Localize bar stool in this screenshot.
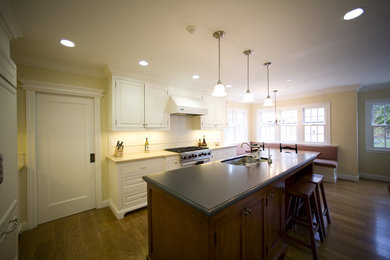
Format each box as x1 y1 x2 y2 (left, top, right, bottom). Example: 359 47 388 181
286 181 323 260
280 143 298 153
304 173 331 231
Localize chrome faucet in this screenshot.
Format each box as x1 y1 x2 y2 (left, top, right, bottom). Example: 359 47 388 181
264 143 272 164
241 142 260 159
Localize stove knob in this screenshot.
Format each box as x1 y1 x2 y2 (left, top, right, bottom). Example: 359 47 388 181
207 152 211 155
194 154 198 157
181 156 186 160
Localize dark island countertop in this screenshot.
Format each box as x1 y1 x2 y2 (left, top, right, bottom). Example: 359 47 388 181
142 150 319 216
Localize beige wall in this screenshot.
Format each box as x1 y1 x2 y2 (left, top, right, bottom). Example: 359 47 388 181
250 90 359 178
358 87 390 177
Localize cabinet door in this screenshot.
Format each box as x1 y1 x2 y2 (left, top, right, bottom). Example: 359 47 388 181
145 85 169 128
201 95 215 127
265 181 285 260
115 79 145 129
214 97 228 127
165 156 180 171
214 191 265 260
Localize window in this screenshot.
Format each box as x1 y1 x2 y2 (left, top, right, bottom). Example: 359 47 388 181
256 102 330 144
365 99 390 151
280 110 298 142
224 109 248 144
257 111 275 141
303 107 325 143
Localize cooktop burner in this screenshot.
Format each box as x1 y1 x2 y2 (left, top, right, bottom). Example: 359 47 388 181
165 146 209 153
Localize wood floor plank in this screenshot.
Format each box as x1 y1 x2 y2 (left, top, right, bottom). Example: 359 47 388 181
19 179 390 260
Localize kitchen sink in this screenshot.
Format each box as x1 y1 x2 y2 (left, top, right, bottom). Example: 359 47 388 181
222 155 268 167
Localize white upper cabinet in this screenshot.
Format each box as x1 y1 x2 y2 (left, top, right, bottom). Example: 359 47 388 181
193 95 228 129
115 78 145 129
145 84 169 128
109 77 169 131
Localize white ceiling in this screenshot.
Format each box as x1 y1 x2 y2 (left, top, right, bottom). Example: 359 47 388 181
10 0 390 101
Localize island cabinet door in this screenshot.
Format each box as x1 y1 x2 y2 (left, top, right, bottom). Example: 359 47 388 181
213 190 266 260
265 180 286 260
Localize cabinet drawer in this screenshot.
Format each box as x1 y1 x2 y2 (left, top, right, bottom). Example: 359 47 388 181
122 181 146 195
122 192 147 209
120 158 164 178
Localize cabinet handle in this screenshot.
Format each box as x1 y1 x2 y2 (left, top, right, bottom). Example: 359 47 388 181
242 208 252 216
269 193 274 198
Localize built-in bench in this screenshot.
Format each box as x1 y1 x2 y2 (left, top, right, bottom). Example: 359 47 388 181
245 142 338 183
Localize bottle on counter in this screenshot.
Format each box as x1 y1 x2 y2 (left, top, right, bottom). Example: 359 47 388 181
202 135 207 147
198 139 202 147
145 137 150 152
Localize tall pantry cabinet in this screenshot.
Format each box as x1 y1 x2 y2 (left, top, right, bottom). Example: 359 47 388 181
0 2 22 259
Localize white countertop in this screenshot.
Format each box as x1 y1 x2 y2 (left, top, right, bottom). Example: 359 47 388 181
108 150 179 163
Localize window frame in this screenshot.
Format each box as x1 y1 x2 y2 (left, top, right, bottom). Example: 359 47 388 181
224 108 249 145
365 98 390 152
256 102 331 145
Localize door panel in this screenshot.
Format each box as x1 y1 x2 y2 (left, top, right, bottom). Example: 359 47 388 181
37 93 95 224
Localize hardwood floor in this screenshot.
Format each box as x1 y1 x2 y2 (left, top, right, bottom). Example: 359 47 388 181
19 179 390 260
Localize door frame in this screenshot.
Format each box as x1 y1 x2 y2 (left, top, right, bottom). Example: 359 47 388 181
22 80 104 229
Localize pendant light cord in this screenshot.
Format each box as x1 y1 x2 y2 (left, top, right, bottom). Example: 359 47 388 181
247 53 249 91
267 65 270 97
218 37 221 82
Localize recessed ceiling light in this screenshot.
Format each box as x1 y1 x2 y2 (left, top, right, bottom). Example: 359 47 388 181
226 84 232 88
60 39 75 47
286 79 292 82
139 60 149 66
343 8 364 20
192 75 200 79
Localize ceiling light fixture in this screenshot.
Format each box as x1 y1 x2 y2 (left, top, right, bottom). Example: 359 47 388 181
243 50 255 103
60 39 75 47
192 75 200 79
211 31 227 97
139 60 149 66
263 62 274 106
273 90 279 125
343 7 364 20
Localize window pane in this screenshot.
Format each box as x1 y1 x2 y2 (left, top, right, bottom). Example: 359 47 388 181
372 105 384 125
304 109 311 123
386 127 390 148
318 134 324 142
373 126 385 148
385 105 390 125
311 126 318 142
312 109 318 123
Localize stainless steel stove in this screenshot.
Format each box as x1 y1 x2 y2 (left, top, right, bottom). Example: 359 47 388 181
165 146 212 168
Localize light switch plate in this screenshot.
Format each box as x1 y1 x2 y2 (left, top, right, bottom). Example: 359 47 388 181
0 153 3 184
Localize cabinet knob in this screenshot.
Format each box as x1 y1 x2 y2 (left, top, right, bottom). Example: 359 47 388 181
243 208 252 215
269 193 274 198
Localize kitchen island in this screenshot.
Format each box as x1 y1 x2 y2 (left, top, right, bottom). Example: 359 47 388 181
142 150 319 260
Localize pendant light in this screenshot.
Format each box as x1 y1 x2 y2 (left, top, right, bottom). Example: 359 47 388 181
263 62 274 106
211 31 227 97
243 50 255 103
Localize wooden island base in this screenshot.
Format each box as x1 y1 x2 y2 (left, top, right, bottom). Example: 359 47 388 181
145 159 314 260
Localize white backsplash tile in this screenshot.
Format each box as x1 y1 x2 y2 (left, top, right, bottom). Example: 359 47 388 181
109 115 223 155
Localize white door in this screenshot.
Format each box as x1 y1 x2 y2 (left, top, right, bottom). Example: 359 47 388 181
36 93 95 224
145 85 168 128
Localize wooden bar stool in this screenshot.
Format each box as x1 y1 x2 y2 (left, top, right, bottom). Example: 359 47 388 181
304 173 331 237
286 181 323 260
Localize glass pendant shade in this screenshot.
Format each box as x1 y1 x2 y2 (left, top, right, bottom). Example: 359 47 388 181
264 96 274 106
243 90 254 103
212 81 227 97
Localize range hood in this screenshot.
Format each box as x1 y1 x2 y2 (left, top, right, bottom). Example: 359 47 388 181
168 95 208 115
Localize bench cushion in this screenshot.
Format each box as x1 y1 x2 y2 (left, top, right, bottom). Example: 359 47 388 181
314 159 338 168
298 144 338 161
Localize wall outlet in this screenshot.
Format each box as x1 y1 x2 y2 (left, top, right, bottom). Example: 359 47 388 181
0 153 3 184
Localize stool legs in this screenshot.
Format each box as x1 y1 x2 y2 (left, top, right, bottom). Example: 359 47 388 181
314 185 326 238
320 182 331 224
304 197 318 260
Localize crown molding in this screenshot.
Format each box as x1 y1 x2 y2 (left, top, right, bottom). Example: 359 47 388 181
0 0 22 40
358 82 390 92
20 79 104 97
13 55 106 79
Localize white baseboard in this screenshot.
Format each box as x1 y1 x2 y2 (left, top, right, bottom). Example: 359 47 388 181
359 172 390 182
101 200 109 208
337 173 359 182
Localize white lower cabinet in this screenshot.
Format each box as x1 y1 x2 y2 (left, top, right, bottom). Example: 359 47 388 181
165 155 181 171
211 146 237 161
109 157 164 219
